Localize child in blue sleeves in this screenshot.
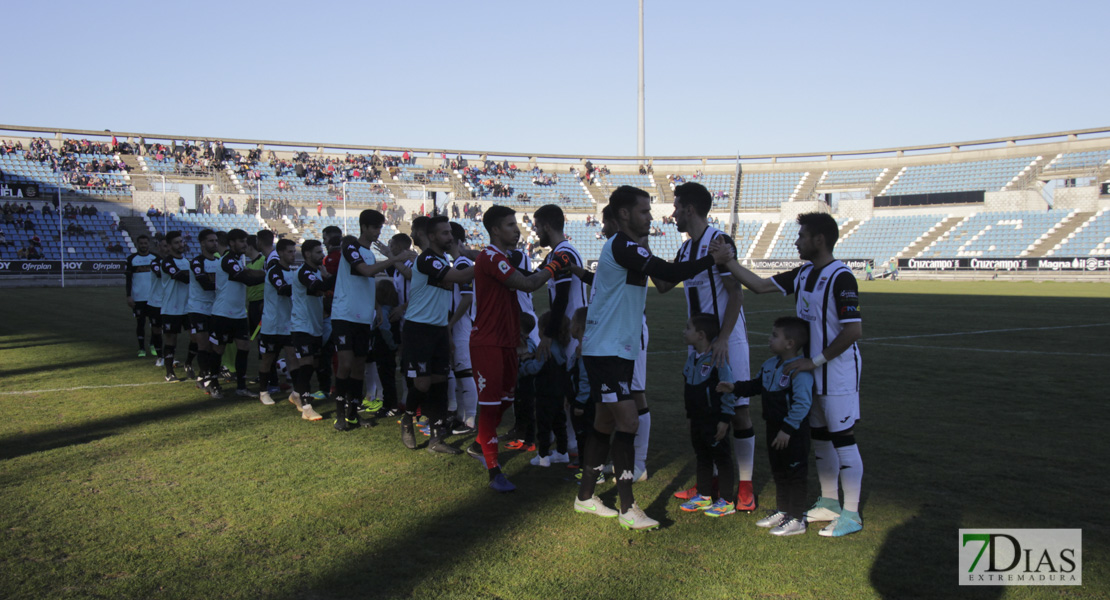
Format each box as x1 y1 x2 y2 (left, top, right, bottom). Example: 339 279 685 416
678 313 737 518
718 316 814 536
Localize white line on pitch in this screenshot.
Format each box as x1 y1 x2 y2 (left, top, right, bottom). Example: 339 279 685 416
867 322 1110 341
0 381 174 396
864 341 1110 357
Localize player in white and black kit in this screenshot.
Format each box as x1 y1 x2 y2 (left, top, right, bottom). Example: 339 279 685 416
719 212 864 537
446 222 478 434
655 182 756 511
533 204 586 465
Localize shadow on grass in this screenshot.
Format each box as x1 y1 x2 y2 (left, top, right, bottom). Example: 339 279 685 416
0 334 72 351
0 395 228 461
870 502 1002 600
0 353 131 379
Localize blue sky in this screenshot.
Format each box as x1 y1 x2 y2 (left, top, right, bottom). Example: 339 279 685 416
2 0 1107 157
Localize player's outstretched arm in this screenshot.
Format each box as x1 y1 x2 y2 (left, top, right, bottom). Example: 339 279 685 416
717 258 779 294
783 321 862 375
504 250 570 292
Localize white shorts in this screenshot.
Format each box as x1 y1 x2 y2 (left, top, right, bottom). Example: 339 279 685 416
451 329 471 372
728 337 751 407
808 392 860 434
631 320 648 392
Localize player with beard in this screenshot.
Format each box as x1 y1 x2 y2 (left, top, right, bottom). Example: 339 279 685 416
158 231 192 382
531 204 586 466
399 216 475 453
258 238 300 407
468 205 571 492
573 186 731 530
716 211 864 537
289 240 330 421
331 210 414 431
655 182 756 511
187 229 220 395
125 235 158 357
211 229 265 398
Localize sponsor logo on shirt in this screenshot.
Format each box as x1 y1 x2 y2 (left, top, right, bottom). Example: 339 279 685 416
497 261 510 274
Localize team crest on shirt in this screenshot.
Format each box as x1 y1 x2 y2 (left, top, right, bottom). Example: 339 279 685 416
700 364 711 377
338 336 346 344
432 260 443 270
778 372 792 388
636 247 649 258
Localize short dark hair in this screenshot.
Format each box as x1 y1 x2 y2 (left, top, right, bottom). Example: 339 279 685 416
411 215 431 238
136 234 149 242
796 212 838 252
246 234 257 249
197 229 216 243
256 230 275 248
689 312 721 342
165 230 182 244
322 225 342 240
773 316 810 349
483 205 516 233
601 204 616 223
390 233 412 249
276 238 295 252
227 229 248 242
674 182 712 217
519 312 536 335
301 239 322 257
533 204 564 232
608 185 648 216
359 209 385 230
426 215 449 234
376 278 399 306
450 221 466 243
216 231 228 246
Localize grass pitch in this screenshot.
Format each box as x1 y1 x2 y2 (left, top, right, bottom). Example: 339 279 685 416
1 281 1107 599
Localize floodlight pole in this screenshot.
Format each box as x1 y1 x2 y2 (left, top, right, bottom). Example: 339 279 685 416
159 174 167 234
342 180 349 235
637 0 645 159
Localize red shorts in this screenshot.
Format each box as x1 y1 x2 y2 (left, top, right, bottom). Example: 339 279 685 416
471 345 517 406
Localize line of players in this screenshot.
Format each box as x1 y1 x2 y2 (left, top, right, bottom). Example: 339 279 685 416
123 181 864 535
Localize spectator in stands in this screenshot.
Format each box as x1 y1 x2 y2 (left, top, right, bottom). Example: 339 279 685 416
106 241 124 254
218 197 227 214
67 222 84 235
24 219 35 231
147 205 162 218
228 198 237 214
0 230 8 247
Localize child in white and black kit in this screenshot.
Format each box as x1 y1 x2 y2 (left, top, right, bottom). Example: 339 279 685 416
718 316 814 536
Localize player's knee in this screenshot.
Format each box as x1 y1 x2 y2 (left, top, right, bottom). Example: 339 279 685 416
731 408 752 429
830 430 856 448
811 426 831 441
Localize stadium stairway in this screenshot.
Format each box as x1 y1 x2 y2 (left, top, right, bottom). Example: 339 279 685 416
837 219 861 244
119 215 153 243
871 167 902 197
650 172 675 205
265 217 295 240
1025 211 1094 257
901 216 964 258
581 173 608 207
794 171 821 202
121 155 152 191
751 220 784 259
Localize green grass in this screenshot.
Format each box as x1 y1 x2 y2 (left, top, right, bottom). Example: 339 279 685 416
1 283 1108 599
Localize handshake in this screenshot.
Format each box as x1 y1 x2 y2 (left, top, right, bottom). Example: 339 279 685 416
541 250 575 278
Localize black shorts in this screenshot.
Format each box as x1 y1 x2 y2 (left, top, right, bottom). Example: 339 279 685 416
188 312 211 334
145 304 162 325
331 319 373 358
162 313 188 335
132 301 148 319
291 331 323 360
583 355 635 404
259 333 292 355
248 299 264 333
401 321 450 378
209 316 249 346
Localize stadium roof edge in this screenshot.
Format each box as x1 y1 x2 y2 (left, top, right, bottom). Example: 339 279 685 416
1 123 1109 164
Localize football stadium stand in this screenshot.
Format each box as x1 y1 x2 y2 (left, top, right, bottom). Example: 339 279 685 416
2 124 1108 279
